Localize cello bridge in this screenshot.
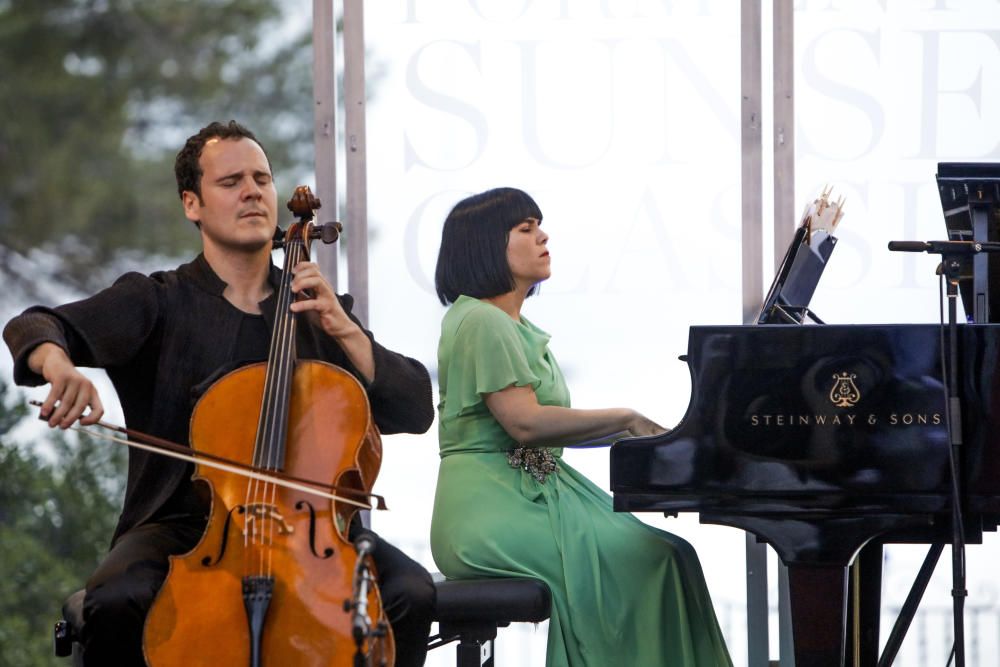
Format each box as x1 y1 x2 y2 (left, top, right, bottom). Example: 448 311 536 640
243 503 295 536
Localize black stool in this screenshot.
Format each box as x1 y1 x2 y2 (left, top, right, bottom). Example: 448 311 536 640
428 576 551 667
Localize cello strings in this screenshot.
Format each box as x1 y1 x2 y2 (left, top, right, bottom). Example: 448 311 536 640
245 230 297 576
266 227 306 578
247 260 276 573
267 235 296 577
246 246 279 574
268 232 308 574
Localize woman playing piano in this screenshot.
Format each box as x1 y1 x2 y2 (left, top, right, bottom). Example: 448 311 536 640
430 187 732 666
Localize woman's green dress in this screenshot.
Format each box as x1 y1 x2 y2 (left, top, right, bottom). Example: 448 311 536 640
430 296 733 666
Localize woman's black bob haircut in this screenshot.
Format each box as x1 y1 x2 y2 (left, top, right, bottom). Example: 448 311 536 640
435 187 544 305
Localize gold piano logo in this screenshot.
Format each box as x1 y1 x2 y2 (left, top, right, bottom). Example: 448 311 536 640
829 372 861 408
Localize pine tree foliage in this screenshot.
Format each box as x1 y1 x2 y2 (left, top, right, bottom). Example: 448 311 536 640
0 382 126 666
0 0 315 293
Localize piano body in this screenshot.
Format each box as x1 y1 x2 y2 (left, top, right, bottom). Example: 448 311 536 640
610 323 1000 666
611 166 1000 666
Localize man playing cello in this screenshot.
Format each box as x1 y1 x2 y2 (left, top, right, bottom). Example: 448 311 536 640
3 120 435 666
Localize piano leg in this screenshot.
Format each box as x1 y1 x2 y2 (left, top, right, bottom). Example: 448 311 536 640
787 564 847 667
847 542 884 667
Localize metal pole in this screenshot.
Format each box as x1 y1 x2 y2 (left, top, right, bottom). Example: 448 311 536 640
772 0 795 268
741 3 769 665
741 0 764 326
338 0 371 531
778 559 795 667
343 0 369 326
772 4 797 663
312 0 339 289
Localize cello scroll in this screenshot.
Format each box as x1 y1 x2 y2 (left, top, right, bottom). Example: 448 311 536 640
272 185 343 248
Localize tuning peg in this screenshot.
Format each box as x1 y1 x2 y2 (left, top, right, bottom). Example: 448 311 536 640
314 222 343 244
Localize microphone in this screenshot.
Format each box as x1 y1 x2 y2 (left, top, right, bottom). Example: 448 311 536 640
350 532 377 646
353 531 376 558
888 240 1000 254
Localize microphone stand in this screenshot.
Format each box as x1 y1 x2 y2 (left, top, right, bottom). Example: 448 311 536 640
351 562 373 667
939 252 967 667
346 532 389 667
341 533 374 667
885 239 1000 667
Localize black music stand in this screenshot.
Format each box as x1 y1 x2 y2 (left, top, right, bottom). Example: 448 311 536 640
756 225 838 325
938 161 1000 323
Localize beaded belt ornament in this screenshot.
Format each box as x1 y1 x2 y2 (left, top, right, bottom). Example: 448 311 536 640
507 447 558 483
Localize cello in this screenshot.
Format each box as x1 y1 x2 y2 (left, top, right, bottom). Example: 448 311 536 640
142 186 394 666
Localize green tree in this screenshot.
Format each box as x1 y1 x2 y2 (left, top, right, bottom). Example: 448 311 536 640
0 0 315 294
0 381 126 667
0 3 370 663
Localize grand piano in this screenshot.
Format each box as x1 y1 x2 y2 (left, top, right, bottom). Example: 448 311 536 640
610 165 1000 667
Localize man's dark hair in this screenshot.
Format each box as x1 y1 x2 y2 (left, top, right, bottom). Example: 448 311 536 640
435 187 544 305
174 120 269 200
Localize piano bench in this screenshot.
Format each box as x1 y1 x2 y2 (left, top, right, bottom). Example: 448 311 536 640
53 588 84 666
429 575 551 667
